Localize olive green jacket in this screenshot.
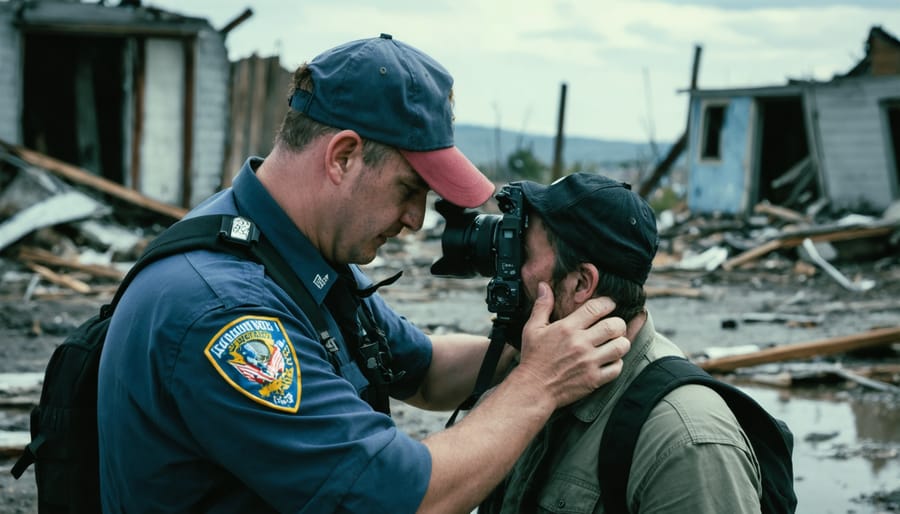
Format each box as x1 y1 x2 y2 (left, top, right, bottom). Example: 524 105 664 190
480 312 762 514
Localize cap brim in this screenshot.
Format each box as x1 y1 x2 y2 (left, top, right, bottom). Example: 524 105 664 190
400 147 494 208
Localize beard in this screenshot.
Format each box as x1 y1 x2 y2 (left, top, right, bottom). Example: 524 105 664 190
522 279 565 323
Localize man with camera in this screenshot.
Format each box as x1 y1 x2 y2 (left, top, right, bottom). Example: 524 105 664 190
96 35 630 514
474 173 763 513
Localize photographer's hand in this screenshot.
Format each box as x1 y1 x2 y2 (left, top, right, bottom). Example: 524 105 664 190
515 281 629 408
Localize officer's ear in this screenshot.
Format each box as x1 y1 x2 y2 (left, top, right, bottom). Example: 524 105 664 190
324 130 364 185
572 262 599 305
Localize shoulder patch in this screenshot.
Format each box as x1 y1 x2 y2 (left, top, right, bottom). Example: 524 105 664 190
205 315 301 412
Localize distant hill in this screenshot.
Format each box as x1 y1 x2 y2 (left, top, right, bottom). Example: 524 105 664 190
454 124 671 170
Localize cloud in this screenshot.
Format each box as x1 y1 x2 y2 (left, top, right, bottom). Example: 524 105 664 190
147 0 900 141
651 0 899 9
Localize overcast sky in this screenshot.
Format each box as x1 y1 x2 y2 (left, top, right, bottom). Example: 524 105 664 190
147 0 900 144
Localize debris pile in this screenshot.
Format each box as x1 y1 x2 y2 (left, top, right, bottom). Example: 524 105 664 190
1 141 899 392
0 141 182 301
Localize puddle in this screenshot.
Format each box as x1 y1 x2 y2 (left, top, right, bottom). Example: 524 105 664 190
742 386 900 514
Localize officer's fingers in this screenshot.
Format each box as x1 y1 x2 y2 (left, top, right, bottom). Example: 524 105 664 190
592 353 626 387
524 282 553 329
586 315 627 348
593 335 630 364
560 296 617 331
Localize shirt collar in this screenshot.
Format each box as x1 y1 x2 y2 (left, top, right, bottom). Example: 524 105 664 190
571 311 659 422
230 157 338 304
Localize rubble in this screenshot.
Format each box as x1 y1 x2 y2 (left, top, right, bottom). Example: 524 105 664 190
0 141 898 382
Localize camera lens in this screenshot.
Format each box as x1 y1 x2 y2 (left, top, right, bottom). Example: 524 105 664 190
430 200 500 278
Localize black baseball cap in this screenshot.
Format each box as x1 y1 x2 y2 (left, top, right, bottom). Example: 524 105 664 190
519 173 659 285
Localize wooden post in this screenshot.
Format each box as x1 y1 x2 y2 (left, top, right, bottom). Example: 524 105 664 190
551 82 567 182
219 8 254 36
638 44 702 198
181 36 196 208
130 38 146 192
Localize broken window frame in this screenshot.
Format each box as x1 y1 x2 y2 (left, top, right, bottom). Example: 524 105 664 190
699 100 728 162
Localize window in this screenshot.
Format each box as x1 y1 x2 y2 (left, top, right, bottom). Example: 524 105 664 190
700 103 726 160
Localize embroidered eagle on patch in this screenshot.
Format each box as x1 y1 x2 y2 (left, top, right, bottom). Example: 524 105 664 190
205 315 301 412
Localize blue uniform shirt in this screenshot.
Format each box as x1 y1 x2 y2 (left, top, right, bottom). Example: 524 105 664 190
98 158 433 513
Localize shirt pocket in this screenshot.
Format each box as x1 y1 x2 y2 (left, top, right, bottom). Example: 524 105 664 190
536 475 601 514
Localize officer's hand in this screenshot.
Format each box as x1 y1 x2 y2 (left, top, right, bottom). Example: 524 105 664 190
515 282 629 409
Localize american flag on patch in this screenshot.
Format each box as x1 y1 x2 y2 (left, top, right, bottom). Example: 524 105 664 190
233 348 285 384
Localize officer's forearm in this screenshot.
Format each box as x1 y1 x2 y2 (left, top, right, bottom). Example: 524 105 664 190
416 368 555 514
406 334 516 411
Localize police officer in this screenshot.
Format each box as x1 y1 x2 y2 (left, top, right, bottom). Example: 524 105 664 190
97 34 630 513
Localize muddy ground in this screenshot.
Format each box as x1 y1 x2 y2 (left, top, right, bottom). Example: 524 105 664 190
0 233 898 513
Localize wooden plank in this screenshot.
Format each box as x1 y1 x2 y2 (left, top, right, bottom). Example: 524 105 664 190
830 367 900 394
18 246 125 281
247 55 269 158
753 202 809 224
224 59 252 187
219 8 254 35
262 56 289 156
26 262 92 294
645 286 704 298
699 326 900 373
722 222 898 270
721 239 783 270
0 140 187 220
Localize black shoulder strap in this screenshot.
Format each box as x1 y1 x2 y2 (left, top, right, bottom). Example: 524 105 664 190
598 356 796 514
103 215 339 359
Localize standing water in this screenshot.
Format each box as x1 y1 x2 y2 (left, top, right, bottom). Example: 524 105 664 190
745 386 900 514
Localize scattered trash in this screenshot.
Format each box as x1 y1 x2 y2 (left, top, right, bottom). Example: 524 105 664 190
801 238 876 292
804 431 840 443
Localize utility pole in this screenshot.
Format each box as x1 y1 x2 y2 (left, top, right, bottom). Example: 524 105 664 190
551 82 567 182
638 44 702 198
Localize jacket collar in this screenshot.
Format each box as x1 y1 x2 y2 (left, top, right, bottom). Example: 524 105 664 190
571 311 658 422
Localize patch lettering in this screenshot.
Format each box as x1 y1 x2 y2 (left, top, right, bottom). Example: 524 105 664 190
205 315 300 412
313 273 329 289
229 216 252 241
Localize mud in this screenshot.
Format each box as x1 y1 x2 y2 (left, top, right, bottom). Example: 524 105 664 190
0 234 898 513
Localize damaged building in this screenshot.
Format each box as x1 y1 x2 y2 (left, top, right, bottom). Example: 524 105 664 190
687 26 900 216
0 0 247 208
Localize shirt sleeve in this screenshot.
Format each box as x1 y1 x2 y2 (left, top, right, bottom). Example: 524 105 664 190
171 304 432 513
628 384 762 514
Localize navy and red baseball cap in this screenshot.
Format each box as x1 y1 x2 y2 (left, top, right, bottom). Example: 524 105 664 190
289 33 494 208
519 173 659 285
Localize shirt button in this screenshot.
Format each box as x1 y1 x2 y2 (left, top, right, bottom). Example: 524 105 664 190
557 498 566 508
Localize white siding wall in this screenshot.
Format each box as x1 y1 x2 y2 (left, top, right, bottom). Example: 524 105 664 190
189 28 229 207
0 5 22 144
810 75 900 212
139 38 184 205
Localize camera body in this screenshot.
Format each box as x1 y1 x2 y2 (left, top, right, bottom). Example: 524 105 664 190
431 183 527 322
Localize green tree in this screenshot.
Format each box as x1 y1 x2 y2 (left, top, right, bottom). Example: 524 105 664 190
506 147 548 181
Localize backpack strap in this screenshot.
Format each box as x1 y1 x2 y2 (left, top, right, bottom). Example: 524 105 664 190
9 215 343 487
598 355 796 514
101 215 341 368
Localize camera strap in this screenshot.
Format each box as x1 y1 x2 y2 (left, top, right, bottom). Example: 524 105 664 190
444 320 513 427
325 266 405 415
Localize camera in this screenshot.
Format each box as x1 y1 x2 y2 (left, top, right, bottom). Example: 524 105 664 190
430 183 527 322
